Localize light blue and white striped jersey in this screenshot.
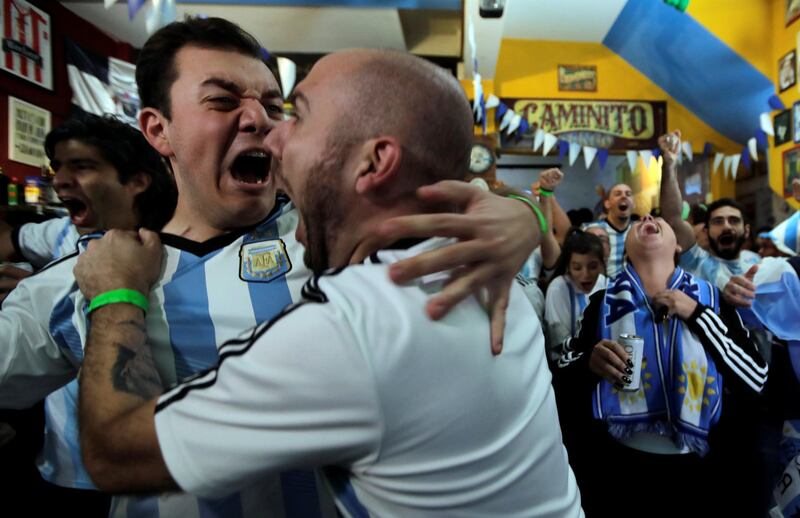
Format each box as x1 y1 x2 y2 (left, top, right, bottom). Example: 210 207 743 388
544 274 606 361
584 220 630 278
34 197 336 518
679 243 761 292
15 216 80 268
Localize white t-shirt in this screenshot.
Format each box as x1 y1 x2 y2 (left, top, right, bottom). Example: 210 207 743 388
155 238 583 518
15 216 79 268
544 274 607 361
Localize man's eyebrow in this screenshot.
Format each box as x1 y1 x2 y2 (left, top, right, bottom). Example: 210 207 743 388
200 77 242 94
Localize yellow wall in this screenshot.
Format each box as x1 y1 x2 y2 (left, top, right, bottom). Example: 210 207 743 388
493 39 741 199
768 0 800 210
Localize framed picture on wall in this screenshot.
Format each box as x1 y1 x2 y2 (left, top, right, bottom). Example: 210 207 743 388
7 96 51 167
557 65 597 92
788 0 800 26
783 145 800 197
779 50 797 92
775 109 793 146
0 0 53 90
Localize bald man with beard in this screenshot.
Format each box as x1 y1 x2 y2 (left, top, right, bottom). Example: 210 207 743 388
72 49 582 517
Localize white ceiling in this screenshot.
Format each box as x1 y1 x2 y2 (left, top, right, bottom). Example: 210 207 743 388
62 1 631 78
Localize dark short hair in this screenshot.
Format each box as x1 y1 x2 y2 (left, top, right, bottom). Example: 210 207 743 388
689 204 707 225
44 114 176 230
550 228 606 282
704 198 747 226
136 17 265 118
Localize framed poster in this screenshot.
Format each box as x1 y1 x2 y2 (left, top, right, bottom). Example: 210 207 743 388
0 0 52 90
775 109 792 146
557 65 597 92
789 0 800 26
784 145 800 197
7 96 50 167
779 50 797 92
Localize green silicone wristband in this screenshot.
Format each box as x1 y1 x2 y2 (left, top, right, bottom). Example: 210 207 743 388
538 188 554 197
88 289 149 315
507 194 548 234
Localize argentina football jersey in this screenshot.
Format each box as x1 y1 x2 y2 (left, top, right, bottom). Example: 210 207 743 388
585 220 631 278
40 195 337 518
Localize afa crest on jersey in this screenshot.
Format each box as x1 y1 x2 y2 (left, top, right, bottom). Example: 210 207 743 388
239 239 292 282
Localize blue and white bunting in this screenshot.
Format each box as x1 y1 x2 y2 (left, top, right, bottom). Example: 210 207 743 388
568 141 581 166
583 146 598 169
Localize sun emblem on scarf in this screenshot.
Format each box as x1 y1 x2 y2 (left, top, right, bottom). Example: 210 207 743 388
613 357 653 404
677 360 716 412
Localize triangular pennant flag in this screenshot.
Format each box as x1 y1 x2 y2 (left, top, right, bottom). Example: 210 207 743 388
597 149 609 170
639 150 653 168
533 129 545 152
568 142 581 166
652 148 661 160
128 0 146 20
703 142 713 157
712 152 724 175
769 94 786 111
105 0 119 8
741 147 751 170
723 156 733 178
583 146 598 169
467 16 477 69
626 150 638 173
760 112 775 136
145 0 177 34
472 73 483 120
542 133 558 155
755 129 769 149
479 94 487 134
558 140 569 159
277 57 297 98
496 103 508 120
730 154 741 180
485 94 500 109
499 109 515 131
506 114 522 135
681 141 693 162
747 137 758 162
517 118 530 137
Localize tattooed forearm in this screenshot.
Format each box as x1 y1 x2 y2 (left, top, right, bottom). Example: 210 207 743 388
111 344 163 399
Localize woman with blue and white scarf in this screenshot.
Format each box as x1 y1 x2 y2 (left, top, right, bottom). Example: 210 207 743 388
554 214 767 517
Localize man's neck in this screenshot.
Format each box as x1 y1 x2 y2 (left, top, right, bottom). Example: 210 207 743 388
161 203 230 242
607 213 629 231
630 256 673 298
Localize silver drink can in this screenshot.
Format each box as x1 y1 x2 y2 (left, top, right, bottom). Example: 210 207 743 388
619 334 644 392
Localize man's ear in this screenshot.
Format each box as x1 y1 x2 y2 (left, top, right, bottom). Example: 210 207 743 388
744 223 751 238
139 108 173 158
354 137 402 195
603 197 611 212
124 171 153 197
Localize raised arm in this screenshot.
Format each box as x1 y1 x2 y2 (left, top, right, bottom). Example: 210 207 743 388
536 168 563 270
658 131 695 252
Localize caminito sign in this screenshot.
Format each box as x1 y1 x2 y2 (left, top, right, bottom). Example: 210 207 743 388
500 98 667 152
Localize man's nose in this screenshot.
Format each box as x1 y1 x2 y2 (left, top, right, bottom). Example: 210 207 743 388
239 99 272 136
263 119 291 161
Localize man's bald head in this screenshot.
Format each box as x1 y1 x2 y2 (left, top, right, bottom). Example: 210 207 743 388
331 49 473 189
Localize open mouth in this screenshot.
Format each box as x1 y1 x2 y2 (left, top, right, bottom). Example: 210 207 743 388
641 221 660 235
580 281 595 292
60 197 89 226
618 203 629 212
231 150 270 184
718 233 736 246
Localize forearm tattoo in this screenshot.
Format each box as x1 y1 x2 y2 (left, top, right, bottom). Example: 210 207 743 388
109 319 162 400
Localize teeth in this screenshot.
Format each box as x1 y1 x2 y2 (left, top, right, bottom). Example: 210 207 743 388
241 151 268 158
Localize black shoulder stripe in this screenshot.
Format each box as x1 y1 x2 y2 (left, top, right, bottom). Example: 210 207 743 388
156 300 313 412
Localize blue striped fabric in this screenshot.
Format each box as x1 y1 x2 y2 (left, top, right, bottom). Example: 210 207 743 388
41 200 329 518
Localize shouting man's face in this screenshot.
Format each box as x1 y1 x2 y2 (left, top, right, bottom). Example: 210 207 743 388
706 205 749 260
